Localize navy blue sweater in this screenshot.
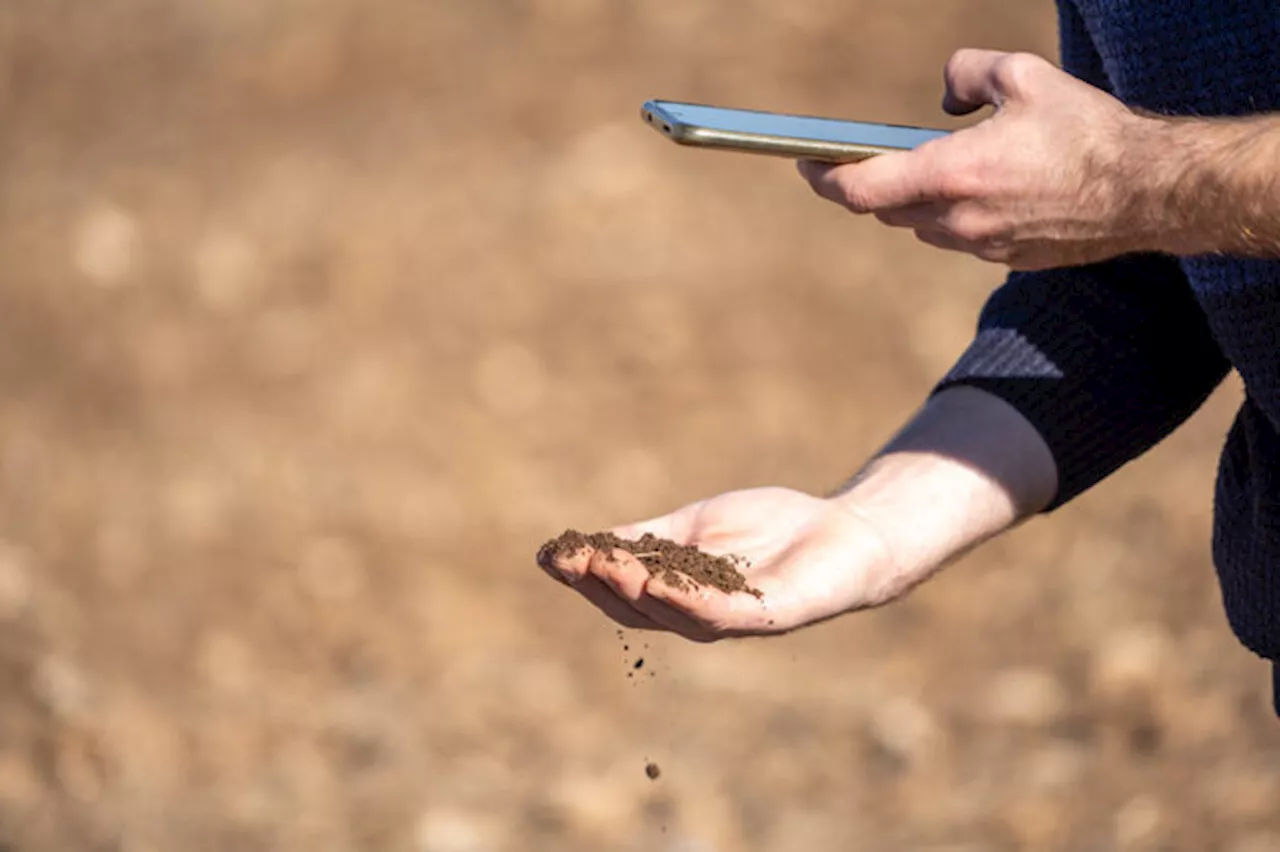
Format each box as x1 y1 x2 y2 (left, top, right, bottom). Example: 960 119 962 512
936 0 1280 711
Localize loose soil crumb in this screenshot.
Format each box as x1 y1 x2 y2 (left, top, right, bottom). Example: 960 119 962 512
645 762 661 780
538 530 762 598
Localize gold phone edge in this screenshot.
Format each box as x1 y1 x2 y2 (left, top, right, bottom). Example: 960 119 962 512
677 127 886 163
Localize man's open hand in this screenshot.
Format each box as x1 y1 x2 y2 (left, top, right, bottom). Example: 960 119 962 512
800 49 1166 270
537 487 898 641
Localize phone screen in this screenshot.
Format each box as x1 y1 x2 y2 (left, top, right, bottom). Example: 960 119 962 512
651 101 947 150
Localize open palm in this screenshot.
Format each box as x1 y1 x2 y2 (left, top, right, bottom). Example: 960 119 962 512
539 487 898 641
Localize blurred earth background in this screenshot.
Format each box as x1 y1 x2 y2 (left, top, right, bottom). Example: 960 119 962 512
0 2 1278 850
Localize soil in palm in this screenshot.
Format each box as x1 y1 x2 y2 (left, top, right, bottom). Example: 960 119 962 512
538 530 762 598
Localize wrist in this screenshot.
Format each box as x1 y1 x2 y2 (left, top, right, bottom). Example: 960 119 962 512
1101 113 1194 255
826 447 1018 590
825 455 963 595
821 488 912 605
824 386 1058 597
1125 114 1279 256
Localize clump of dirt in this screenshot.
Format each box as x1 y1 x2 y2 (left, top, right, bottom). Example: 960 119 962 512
538 530 762 598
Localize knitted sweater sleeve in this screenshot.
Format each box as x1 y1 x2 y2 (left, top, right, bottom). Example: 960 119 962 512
933 254 1230 509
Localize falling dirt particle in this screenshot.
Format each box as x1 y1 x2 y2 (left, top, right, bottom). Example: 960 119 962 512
645 762 661 780
623 645 629 652
634 658 644 670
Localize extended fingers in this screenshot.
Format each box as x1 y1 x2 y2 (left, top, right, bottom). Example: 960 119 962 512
589 548 650 599
539 546 705 634
588 549 720 640
797 155 1018 264
644 572 777 634
868 198 1012 260
799 154 932 214
573 575 668 631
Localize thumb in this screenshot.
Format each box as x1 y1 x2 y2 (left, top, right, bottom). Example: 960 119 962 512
609 500 704 546
942 48 1021 115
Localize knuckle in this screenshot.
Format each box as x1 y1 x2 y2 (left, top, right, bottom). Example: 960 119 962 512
979 245 1014 264
933 166 976 201
922 146 982 201
993 52 1045 95
974 236 1015 263
839 181 876 213
1002 246 1037 268
939 208 989 243
944 47 977 81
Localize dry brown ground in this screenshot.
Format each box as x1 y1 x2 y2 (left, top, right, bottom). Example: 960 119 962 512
0 3 1277 851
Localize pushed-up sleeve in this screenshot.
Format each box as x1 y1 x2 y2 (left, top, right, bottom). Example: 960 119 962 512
934 254 1231 509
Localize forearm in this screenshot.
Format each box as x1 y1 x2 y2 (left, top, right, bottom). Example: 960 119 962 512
826 385 1057 596
1133 113 1280 257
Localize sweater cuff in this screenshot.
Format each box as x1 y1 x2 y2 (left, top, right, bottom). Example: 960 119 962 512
933 324 1125 511
931 260 1227 512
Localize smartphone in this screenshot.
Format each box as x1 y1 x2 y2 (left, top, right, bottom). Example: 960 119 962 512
641 99 948 163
